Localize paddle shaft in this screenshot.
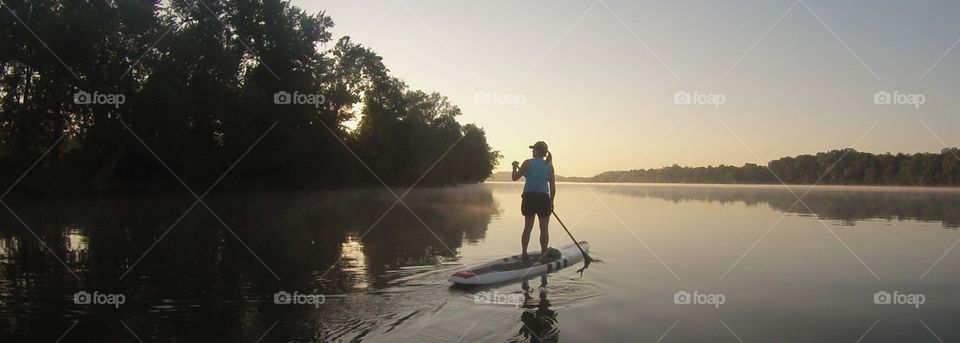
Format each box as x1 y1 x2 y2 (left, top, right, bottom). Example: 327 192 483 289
552 210 592 264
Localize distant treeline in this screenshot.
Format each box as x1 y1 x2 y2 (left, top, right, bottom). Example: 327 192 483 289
569 149 960 186
0 0 500 194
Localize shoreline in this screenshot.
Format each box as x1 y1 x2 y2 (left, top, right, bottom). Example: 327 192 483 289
483 180 960 192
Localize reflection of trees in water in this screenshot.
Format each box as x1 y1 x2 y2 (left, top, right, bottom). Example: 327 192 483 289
0 185 499 341
606 185 960 229
0 185 500 284
344 185 500 288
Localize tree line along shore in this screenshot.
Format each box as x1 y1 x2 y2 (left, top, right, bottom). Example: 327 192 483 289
490 149 960 187
0 0 501 195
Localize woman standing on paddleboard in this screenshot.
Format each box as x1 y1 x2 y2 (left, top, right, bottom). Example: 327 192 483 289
511 141 556 262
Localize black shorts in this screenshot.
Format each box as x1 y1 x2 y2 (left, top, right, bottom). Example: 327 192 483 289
521 192 551 217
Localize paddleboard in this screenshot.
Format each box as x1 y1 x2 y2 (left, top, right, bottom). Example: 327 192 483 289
448 241 590 285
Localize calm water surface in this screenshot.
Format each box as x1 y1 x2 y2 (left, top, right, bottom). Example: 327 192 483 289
1 183 959 342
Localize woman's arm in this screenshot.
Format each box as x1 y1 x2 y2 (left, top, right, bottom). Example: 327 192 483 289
511 160 529 181
549 164 557 208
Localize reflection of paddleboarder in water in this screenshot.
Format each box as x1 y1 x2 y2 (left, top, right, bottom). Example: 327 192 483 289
518 276 558 342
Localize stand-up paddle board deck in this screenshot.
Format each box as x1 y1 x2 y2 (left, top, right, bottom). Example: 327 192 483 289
448 241 589 285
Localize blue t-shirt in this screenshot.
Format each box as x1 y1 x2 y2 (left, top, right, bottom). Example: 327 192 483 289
523 158 551 194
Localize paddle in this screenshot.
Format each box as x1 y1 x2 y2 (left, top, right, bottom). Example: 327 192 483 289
551 210 593 274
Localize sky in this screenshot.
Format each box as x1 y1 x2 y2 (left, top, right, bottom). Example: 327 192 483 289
298 0 960 177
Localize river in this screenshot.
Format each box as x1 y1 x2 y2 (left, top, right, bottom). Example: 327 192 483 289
1 183 958 342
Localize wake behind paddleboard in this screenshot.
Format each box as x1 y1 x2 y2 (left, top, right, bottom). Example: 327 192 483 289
448 241 590 285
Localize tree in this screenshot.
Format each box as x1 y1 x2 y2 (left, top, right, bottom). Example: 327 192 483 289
0 0 500 193
581 149 960 186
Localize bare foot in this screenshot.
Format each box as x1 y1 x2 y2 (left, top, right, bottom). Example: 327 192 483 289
520 253 529 262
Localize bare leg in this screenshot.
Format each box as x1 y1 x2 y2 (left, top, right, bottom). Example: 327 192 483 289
538 215 550 260
521 215 535 260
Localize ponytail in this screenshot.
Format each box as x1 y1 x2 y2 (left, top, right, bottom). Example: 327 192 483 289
546 151 553 165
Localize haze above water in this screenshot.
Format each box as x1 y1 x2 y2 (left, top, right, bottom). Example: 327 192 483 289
1 183 958 342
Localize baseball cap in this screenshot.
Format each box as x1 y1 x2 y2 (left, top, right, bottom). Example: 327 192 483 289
529 141 548 152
